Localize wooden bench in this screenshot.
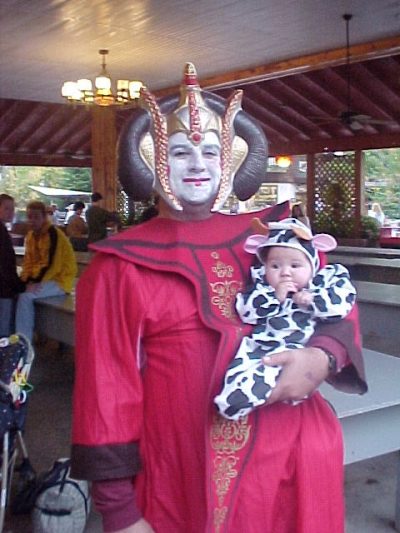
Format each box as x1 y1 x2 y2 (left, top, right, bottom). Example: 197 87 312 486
34 293 75 346
334 245 400 259
353 280 400 356
321 349 400 531
328 253 400 284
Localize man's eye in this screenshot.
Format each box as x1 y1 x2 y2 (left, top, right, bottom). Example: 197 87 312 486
172 150 188 157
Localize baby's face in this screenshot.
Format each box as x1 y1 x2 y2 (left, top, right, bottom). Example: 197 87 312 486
263 246 313 290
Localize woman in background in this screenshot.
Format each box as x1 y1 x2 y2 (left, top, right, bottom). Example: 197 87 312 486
368 202 385 226
291 202 311 228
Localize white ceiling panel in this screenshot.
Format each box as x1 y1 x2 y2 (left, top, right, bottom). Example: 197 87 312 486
0 0 399 103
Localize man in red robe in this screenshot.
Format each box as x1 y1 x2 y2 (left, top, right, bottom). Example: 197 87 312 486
71 63 366 533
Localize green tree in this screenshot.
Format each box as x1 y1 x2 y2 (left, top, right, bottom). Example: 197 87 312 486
0 166 91 213
364 149 400 220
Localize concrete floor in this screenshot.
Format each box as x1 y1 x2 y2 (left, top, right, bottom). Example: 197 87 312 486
3 340 399 532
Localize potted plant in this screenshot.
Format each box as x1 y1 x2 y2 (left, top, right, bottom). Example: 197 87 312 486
360 215 380 247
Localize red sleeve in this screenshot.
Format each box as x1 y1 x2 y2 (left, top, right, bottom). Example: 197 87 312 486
71 254 146 480
308 335 349 371
308 251 367 394
92 478 142 532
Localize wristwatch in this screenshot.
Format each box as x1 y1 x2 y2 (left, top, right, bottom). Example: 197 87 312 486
322 349 338 376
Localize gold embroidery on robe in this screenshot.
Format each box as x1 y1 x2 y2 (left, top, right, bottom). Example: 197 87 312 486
209 252 242 319
214 506 228 533
209 251 250 530
211 415 251 530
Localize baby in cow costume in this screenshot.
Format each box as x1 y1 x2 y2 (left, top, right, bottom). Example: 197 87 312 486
215 217 357 420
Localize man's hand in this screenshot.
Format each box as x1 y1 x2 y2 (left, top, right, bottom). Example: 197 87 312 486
263 347 330 404
114 518 155 533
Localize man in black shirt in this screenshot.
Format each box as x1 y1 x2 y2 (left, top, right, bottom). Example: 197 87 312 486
0 194 25 336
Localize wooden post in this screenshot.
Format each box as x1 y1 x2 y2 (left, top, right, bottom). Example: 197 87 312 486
91 106 117 211
307 153 315 225
355 150 362 236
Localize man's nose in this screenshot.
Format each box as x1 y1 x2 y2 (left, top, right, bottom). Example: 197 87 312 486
189 149 206 171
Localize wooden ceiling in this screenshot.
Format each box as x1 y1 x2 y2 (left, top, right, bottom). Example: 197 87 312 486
1 50 400 168
217 52 400 156
1 0 400 168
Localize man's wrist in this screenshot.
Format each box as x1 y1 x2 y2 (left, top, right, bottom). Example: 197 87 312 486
320 348 338 376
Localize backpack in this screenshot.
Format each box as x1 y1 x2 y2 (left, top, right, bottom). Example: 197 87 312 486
31 458 90 533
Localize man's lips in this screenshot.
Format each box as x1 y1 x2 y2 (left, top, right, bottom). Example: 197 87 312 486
183 177 210 185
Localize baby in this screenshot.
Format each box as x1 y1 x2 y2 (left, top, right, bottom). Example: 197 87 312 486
214 217 356 420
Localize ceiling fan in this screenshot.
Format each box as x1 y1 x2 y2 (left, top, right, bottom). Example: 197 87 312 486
313 14 394 131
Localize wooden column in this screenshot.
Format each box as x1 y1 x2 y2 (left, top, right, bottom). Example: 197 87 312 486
306 152 315 224
91 106 117 211
354 149 362 236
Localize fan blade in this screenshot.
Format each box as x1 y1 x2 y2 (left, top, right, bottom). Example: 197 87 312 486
350 114 371 121
349 120 364 131
361 118 397 126
343 112 396 126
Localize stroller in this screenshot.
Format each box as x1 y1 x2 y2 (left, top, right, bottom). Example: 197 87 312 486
0 333 35 531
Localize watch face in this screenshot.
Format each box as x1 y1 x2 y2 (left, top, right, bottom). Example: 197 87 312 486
326 352 337 374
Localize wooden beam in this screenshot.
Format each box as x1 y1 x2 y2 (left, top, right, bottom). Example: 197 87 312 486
0 152 91 167
269 131 400 157
154 37 400 96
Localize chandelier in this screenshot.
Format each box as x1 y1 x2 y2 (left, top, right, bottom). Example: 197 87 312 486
61 49 143 107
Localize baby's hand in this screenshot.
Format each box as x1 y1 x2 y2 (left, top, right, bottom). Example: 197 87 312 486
275 282 298 303
292 290 313 308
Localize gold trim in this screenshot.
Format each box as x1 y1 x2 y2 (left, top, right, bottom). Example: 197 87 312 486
210 280 242 319
211 415 251 529
209 252 242 320
214 506 228 533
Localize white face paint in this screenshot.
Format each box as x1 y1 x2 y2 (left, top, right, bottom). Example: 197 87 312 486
167 131 221 208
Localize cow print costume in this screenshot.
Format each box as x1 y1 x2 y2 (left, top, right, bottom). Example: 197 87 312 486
214 219 356 420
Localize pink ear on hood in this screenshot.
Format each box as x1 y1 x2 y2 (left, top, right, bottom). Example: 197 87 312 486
244 234 269 254
312 233 337 252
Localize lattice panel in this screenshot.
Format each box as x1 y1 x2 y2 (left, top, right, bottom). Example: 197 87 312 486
313 153 357 238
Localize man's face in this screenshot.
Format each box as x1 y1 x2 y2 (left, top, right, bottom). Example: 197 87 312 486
0 199 15 223
167 131 221 208
27 209 47 233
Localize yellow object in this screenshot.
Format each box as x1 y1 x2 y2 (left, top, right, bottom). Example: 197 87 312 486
21 223 77 293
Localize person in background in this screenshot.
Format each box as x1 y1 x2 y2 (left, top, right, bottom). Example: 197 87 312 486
71 63 366 533
66 201 88 238
368 202 385 226
86 192 120 243
15 201 77 341
48 203 62 225
291 202 311 228
0 194 26 336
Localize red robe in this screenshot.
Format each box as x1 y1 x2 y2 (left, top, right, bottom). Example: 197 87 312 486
71 204 366 533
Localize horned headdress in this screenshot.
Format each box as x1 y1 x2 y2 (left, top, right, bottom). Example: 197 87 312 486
118 63 268 211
